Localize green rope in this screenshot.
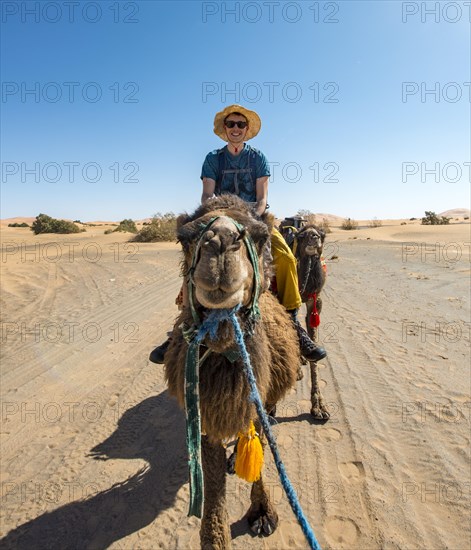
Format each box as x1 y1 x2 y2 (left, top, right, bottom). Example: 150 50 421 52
185 336 204 517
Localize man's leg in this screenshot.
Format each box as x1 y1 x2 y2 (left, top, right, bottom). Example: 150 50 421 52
271 228 327 362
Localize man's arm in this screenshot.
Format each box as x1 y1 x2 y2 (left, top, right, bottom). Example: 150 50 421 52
255 176 268 215
202 177 216 203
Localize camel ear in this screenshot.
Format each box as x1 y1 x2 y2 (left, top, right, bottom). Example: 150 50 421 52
248 220 270 254
319 229 326 243
176 213 191 231
177 217 203 249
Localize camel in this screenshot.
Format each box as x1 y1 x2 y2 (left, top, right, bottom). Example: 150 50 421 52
164 195 301 549
279 219 330 420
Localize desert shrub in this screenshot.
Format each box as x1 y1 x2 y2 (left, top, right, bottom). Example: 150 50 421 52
318 217 332 234
113 219 138 233
341 217 358 230
421 211 450 225
104 229 114 234
31 214 84 234
133 212 177 242
464 216 469 220
368 219 382 228
409 217 417 221
8 222 29 227
401 222 407 225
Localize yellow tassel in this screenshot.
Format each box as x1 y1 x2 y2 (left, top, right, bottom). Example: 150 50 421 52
235 420 264 482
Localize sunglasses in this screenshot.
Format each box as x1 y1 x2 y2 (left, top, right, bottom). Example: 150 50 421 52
224 120 248 129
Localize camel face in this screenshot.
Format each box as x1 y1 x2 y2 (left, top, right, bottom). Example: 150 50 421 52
297 227 325 257
193 217 254 309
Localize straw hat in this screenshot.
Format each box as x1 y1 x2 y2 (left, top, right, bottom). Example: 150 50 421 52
213 104 261 141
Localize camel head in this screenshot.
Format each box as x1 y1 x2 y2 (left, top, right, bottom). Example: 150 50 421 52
177 195 273 311
295 225 325 259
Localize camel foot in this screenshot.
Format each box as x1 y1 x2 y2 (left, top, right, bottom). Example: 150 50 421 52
310 406 330 421
310 395 330 421
247 504 278 537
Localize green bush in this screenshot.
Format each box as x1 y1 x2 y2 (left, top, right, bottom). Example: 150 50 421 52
8 222 29 227
133 212 177 242
341 217 358 230
31 214 84 235
114 219 138 233
421 211 450 225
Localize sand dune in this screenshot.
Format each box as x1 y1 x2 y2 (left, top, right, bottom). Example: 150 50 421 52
439 208 470 218
0 220 469 549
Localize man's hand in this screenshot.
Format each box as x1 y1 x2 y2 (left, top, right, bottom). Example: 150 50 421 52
201 177 216 203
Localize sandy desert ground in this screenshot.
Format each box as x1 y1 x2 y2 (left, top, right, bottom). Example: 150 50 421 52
0 216 470 549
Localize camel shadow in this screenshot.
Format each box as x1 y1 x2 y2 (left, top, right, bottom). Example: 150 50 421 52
0 392 188 550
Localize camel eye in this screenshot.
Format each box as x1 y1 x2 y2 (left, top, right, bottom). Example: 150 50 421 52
236 228 246 241
226 230 244 252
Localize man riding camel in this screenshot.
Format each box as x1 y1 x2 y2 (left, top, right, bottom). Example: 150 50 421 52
150 105 327 363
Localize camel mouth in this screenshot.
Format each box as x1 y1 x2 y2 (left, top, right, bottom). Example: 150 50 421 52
304 245 321 256
195 287 247 310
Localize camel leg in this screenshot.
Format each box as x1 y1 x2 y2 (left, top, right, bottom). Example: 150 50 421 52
305 298 315 340
315 296 323 342
305 296 323 342
200 435 231 550
246 420 279 537
309 360 330 420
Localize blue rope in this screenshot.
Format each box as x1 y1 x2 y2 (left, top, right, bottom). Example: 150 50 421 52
187 307 322 550
228 309 322 550
185 307 247 517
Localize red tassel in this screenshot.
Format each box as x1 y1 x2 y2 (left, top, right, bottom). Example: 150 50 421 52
310 310 320 328
309 293 320 328
322 260 327 273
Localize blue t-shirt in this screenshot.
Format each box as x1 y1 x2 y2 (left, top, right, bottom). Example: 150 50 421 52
200 144 270 203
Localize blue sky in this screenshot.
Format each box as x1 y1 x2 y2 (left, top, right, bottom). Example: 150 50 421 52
1 0 470 220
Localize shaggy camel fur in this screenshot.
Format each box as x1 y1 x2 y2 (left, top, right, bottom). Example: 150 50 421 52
280 222 330 420
164 195 300 549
